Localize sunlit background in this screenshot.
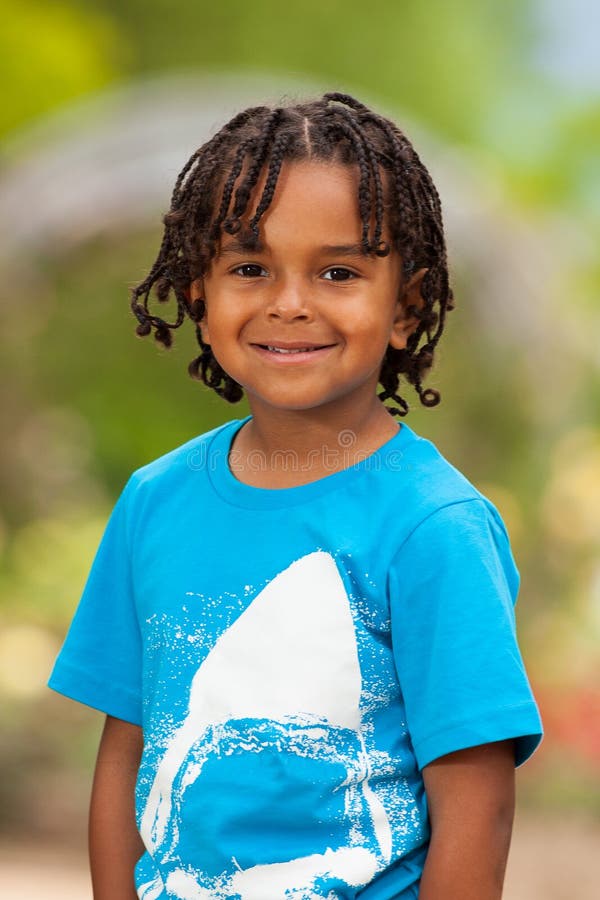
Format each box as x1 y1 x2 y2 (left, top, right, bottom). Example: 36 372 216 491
0 1 598 897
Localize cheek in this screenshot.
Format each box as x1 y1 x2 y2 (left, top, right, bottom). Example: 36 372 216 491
345 306 395 343
204 301 243 338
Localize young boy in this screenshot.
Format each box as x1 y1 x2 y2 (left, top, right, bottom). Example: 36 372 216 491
49 92 543 899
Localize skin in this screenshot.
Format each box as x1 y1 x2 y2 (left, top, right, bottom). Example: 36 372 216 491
192 159 428 487
91 724 515 899
90 159 517 897
89 715 144 899
420 740 516 899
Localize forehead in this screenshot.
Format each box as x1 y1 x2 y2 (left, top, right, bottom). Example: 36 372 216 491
264 159 360 196
224 159 390 247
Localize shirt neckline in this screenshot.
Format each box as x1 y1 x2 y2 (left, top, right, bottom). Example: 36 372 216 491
206 415 417 509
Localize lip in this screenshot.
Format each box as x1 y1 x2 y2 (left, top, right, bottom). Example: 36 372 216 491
251 341 335 350
250 342 337 364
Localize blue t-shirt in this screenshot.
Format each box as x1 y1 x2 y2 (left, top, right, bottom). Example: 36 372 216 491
48 416 542 899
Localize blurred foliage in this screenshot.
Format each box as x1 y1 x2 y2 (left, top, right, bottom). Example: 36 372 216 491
88 0 534 143
0 0 126 135
0 0 599 837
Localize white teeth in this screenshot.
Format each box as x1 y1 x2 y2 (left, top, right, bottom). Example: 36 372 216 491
266 346 317 353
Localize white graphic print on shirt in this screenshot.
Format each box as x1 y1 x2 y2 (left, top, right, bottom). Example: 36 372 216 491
138 551 403 899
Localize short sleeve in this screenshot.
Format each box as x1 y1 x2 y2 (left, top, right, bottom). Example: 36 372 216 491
47 474 143 725
389 498 543 770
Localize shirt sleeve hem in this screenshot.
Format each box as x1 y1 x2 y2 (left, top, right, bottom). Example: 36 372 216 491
413 703 543 771
48 663 143 727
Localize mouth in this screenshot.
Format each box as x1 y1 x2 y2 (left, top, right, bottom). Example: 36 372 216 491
250 342 337 363
257 344 332 354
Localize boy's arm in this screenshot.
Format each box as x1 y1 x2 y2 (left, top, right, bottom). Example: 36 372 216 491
419 739 516 900
89 714 145 900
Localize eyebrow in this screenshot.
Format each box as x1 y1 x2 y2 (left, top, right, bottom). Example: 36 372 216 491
218 239 370 259
320 244 370 258
218 236 265 257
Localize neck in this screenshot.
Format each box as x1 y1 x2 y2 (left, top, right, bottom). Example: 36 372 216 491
234 397 400 470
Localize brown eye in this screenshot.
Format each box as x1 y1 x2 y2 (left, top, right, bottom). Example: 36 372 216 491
322 267 357 282
233 264 267 278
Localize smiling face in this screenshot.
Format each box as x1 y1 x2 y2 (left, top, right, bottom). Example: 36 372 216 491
193 160 426 423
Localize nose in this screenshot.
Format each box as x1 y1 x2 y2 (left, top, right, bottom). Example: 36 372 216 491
265 278 314 321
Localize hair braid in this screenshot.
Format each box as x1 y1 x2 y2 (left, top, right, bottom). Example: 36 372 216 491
323 92 370 113
248 131 291 236
370 115 423 269
227 108 283 230
327 116 373 252
213 138 257 237
364 135 386 252
332 107 387 254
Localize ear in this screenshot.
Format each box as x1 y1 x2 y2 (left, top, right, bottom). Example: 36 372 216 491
189 277 210 344
389 267 428 351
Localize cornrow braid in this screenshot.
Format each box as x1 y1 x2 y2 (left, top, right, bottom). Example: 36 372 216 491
131 92 455 416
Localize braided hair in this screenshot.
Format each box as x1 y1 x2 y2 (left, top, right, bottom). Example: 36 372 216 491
131 92 455 416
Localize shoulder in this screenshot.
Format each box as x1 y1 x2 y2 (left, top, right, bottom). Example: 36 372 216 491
384 426 520 600
121 417 242 502
394 423 508 537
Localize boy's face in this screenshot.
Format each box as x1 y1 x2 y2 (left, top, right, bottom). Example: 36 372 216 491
193 160 426 420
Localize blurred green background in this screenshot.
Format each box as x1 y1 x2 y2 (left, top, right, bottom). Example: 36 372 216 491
0 0 599 889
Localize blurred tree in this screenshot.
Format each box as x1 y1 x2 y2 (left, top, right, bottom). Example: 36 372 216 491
0 0 598 837
88 0 537 148
0 0 126 136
